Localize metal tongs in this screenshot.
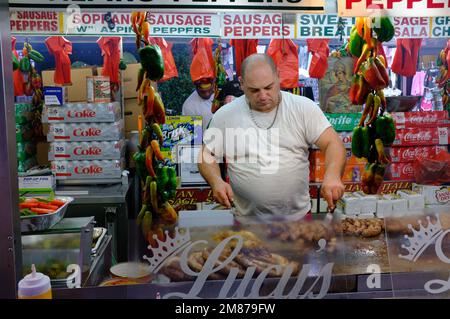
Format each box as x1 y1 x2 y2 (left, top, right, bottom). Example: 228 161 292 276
323 205 335 224
230 200 241 217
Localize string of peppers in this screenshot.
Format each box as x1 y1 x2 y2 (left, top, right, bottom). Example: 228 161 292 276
211 39 227 114
348 17 396 194
131 12 179 247
13 41 45 141
436 41 450 114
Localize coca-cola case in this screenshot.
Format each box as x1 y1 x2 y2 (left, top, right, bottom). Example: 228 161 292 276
393 127 449 147
49 140 125 160
385 163 415 181
391 111 449 129
43 102 121 123
51 160 123 180
387 146 448 163
47 121 124 142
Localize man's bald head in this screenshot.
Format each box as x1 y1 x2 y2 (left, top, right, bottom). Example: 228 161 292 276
240 54 278 80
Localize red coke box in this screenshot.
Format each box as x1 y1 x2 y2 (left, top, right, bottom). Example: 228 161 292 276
385 163 416 181
391 111 449 129
392 127 449 147
387 146 448 163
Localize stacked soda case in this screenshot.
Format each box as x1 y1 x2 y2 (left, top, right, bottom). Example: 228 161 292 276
310 114 363 183
385 111 449 182
16 102 38 172
309 149 365 183
43 102 124 182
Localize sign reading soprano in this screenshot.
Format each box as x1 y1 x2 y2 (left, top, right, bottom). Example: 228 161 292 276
203 127 280 174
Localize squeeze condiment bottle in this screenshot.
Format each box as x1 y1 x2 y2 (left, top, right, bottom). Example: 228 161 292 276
18 264 52 299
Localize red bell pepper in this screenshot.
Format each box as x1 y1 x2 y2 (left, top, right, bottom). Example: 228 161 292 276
360 58 386 90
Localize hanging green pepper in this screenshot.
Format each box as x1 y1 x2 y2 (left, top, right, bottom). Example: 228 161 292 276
167 166 177 191
156 166 169 192
13 55 19 71
375 113 396 145
139 44 164 81
373 17 395 43
351 126 370 159
133 151 148 181
119 58 127 70
349 26 365 57
151 123 164 145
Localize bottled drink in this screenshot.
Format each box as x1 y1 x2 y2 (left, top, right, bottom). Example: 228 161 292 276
18 264 52 299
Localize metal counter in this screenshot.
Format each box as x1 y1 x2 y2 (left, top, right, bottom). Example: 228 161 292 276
54 176 140 262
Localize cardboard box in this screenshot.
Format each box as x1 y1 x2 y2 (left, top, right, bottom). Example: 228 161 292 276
387 146 448 163
43 86 67 105
18 175 55 193
42 67 94 102
392 127 449 147
36 141 50 166
43 102 121 123
412 184 450 206
309 149 366 166
310 163 364 183
124 98 143 134
353 191 377 214
325 113 361 131
311 131 353 149
122 63 140 99
337 192 361 216
385 162 415 181
87 76 111 103
396 189 425 210
391 111 448 129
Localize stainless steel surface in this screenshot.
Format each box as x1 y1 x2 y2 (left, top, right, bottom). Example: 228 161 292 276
86 235 112 287
0 0 21 298
56 178 124 186
20 197 74 233
55 183 130 204
91 227 107 255
22 217 95 288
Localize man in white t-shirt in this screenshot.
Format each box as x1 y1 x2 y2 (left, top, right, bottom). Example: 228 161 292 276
182 77 215 131
198 54 346 219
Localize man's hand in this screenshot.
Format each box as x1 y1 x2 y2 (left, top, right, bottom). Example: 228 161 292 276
321 175 345 210
211 180 234 208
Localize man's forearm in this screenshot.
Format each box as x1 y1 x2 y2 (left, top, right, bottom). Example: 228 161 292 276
324 139 346 179
198 148 224 187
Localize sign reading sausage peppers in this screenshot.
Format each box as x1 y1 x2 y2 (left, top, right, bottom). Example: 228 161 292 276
10 10 61 34
222 13 295 39
147 13 221 37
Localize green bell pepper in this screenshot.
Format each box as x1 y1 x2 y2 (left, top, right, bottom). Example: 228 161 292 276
375 114 396 145
351 126 370 159
139 45 164 81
